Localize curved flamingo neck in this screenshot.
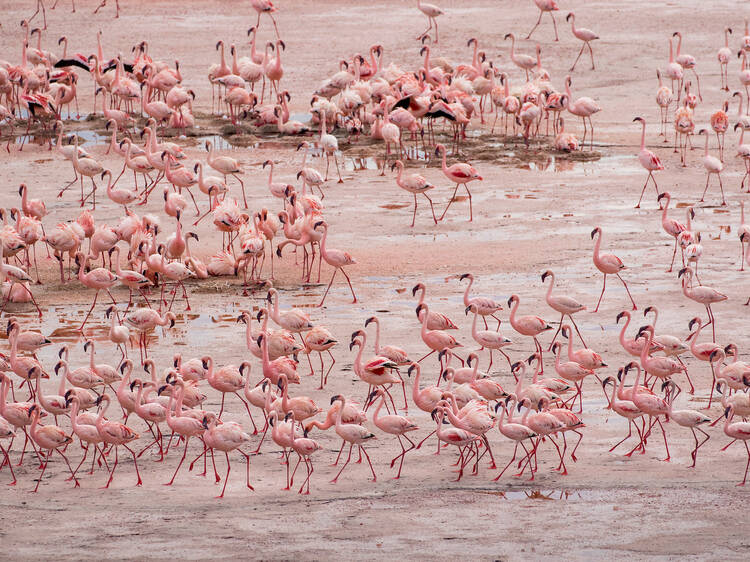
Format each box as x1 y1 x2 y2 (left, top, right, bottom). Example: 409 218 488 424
639 120 646 151
544 274 555 303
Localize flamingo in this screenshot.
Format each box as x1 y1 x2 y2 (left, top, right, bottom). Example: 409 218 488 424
698 129 725 205
564 76 600 149
329 395 377 483
718 27 733 91
566 12 598 70
541 270 586 348
722 405 750 485
368 388 418 479
416 0 443 43
673 31 702 101
655 70 673 138
460 273 502 330
390 160 437 226
313 221 357 306
527 0 559 41
94 394 141 488
465 304 512 370
657 192 686 271
591 227 636 313
435 144 482 222
504 33 536 81
633 117 664 207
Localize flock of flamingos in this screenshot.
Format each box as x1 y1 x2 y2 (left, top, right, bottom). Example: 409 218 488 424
1 0 750 498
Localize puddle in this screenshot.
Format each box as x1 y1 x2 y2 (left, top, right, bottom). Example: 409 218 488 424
477 489 591 501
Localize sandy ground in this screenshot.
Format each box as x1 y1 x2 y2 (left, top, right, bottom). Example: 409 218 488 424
2 0 750 559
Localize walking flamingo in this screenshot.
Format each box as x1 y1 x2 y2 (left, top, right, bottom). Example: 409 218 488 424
633 116 663 207
541 270 587 348
329 395 377 483
460 273 502 330
590 227 637 312
416 1 443 43
566 12 598 71
657 192 687 271
466 304 512 370
368 388 418 479
201 416 253 498
697 129 725 205
527 0 559 42
391 160 437 226
673 31 702 101
94 394 141 488
435 144 482 222
507 294 552 368
75 252 118 331
313 221 357 306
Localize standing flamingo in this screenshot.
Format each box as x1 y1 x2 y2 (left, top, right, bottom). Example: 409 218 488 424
564 76 600 149
655 70 673 138
718 28 733 91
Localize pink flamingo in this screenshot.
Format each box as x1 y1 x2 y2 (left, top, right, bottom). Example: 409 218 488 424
250 0 280 38
94 394 141 487
718 27 733 91
678 267 726 342
288 419 320 494
201 416 253 498
416 0 443 42
698 129 726 205
602 373 644 454
460 272 502 330
662 381 710 467
329 395 377 483
313 221 357 306
566 12 598 70
391 160 437 226
625 362 671 461
492 395 537 480
564 76 600 149
412 283 458 330
435 144 483 222
633 117 663 207
28 405 78 491
541 270 587 348
591 227 636 312
527 0 559 41
507 294 552 369
75 251 118 331
466 304 512 370
368 388 418 479
415 303 462 366
722 405 750 485
657 192 686 271
302 326 337 389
